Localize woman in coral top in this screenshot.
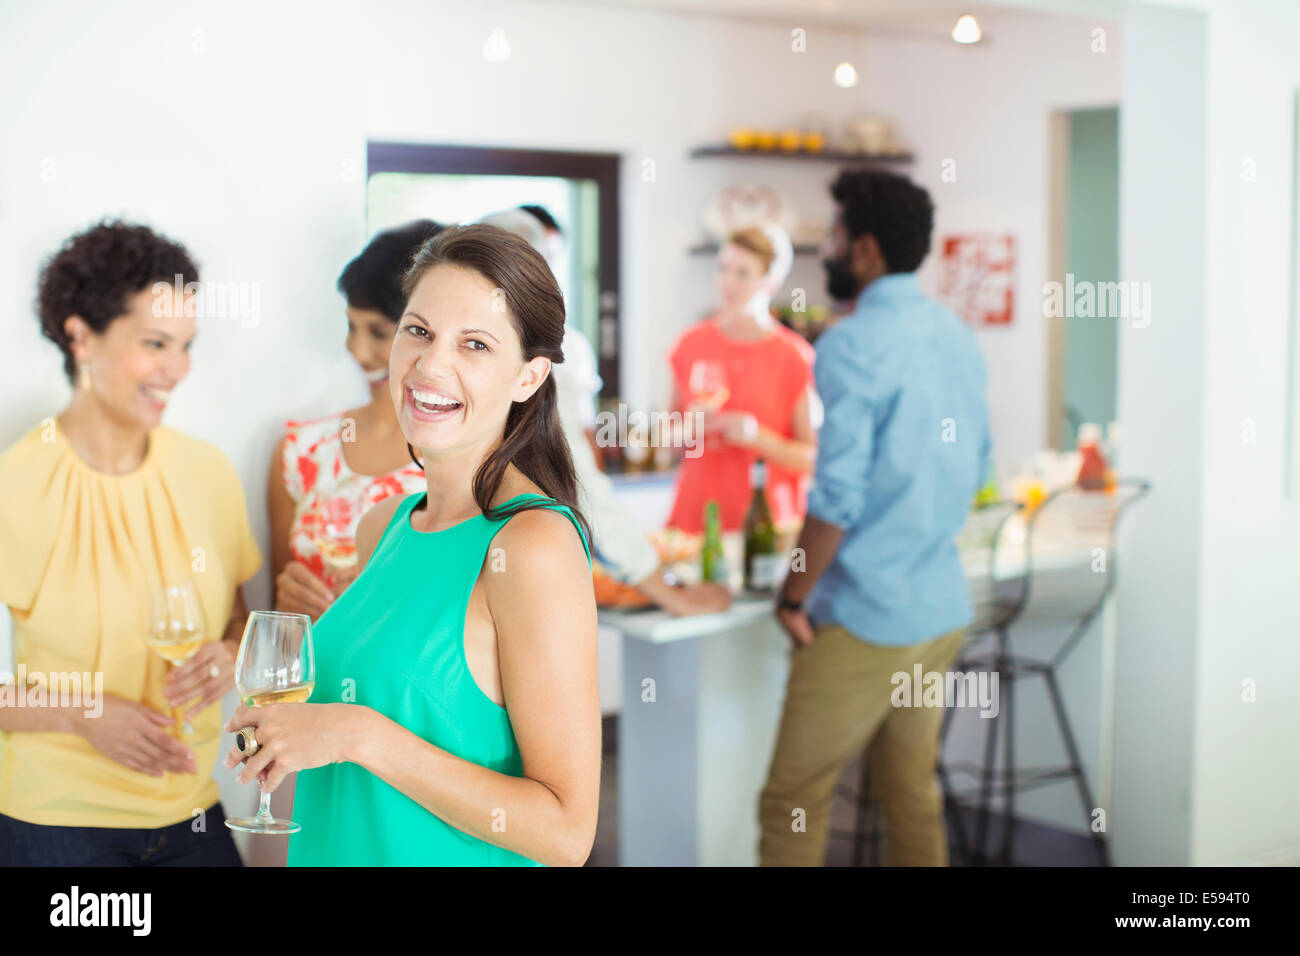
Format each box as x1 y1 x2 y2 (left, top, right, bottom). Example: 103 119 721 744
268 221 441 620
667 224 818 534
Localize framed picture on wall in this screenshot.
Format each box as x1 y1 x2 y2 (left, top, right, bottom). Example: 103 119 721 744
936 232 1016 326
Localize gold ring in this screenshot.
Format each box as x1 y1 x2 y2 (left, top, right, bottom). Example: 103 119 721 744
235 725 260 757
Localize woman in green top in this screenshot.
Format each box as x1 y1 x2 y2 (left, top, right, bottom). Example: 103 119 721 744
224 224 600 866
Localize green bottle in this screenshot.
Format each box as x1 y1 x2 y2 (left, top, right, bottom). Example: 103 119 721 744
744 459 778 592
701 500 725 584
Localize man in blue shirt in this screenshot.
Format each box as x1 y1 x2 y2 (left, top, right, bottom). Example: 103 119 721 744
759 169 991 866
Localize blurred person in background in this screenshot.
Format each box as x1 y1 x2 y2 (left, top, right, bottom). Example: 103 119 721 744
0 221 260 865
268 221 441 620
666 222 818 534
485 207 729 615
760 169 992 867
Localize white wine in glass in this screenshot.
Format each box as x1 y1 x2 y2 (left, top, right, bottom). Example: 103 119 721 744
224 610 316 836
688 359 730 412
315 496 360 590
148 582 208 741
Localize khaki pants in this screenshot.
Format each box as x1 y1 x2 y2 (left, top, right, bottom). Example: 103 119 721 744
758 622 967 866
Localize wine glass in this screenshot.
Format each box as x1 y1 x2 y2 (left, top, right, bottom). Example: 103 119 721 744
224 610 316 836
148 582 209 742
315 497 359 591
688 359 729 412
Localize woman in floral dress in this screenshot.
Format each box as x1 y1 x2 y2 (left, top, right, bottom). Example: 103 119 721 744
268 221 441 619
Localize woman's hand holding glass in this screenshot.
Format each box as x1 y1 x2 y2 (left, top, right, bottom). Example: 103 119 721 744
702 409 759 449
223 700 365 794
224 610 316 835
164 639 237 730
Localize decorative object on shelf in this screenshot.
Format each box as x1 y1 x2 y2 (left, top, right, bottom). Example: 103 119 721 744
937 232 1016 326
791 219 829 248
838 113 909 156
718 111 860 157
698 184 797 242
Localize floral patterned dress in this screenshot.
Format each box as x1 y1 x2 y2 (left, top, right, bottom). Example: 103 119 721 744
282 414 427 589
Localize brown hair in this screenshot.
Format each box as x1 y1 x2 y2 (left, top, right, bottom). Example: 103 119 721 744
724 226 776 274
400 223 591 546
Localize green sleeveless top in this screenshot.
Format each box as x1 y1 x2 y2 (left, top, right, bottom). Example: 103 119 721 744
286 491 590 867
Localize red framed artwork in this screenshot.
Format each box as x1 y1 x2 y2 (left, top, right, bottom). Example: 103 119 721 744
937 232 1016 326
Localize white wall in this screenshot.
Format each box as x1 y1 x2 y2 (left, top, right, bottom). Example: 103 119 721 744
1111 1 1207 866
1108 0 1300 865
0 0 1120 490
1195 0 1300 865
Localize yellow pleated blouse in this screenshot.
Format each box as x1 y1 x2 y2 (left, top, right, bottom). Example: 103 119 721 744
0 421 261 828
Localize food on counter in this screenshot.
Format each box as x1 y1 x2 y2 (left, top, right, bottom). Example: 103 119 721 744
593 564 653 609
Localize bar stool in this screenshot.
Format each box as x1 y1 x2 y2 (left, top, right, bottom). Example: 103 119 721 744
939 479 1150 866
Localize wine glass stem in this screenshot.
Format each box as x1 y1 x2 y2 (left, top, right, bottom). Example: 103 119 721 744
255 787 274 822
170 661 195 736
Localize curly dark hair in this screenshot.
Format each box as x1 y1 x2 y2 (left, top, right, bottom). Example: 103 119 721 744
337 219 444 323
38 220 200 383
829 168 934 273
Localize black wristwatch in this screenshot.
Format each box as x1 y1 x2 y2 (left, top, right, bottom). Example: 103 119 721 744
777 591 804 613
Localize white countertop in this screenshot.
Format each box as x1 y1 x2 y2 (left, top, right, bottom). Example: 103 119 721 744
599 594 778 643
599 511 1099 644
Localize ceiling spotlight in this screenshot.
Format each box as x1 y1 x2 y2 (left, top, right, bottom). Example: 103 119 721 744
834 62 858 88
952 14 981 44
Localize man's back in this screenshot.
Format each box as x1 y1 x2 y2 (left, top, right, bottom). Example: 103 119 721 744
806 272 990 647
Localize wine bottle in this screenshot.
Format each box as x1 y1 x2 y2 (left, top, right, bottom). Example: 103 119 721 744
743 459 780 592
701 500 725 584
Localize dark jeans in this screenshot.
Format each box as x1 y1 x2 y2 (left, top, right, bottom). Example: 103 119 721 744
0 803 243 866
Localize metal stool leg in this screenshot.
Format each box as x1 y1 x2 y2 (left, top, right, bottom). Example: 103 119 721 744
1000 631 1016 866
1042 667 1110 866
973 643 1003 865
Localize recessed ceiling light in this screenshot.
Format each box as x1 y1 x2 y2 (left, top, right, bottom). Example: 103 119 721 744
834 62 858 88
952 14 981 44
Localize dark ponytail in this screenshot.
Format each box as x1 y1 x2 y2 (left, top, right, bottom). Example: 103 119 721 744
401 224 592 549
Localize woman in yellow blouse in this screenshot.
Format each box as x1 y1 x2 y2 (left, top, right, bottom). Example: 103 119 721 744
0 221 261 865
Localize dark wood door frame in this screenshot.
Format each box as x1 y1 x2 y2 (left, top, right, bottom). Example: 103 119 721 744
366 142 621 398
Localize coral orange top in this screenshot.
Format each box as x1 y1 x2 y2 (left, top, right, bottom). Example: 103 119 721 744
666 317 815 534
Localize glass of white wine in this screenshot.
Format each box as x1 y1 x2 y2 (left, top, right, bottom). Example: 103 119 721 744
224 610 315 836
315 496 360 592
148 582 209 742
688 359 730 412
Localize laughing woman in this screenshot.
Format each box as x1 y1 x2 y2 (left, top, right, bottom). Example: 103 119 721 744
224 224 600 866
0 222 260 865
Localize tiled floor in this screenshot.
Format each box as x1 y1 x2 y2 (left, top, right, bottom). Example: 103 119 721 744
586 715 1101 867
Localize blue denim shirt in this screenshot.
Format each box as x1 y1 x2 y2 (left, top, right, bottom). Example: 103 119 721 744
805 273 991 647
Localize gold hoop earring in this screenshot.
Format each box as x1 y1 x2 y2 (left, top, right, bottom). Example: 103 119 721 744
78 363 92 390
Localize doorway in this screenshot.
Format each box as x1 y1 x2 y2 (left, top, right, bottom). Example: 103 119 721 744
1047 107 1120 451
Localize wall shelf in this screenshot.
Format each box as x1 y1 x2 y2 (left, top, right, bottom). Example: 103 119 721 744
689 241 823 256
689 145 914 164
